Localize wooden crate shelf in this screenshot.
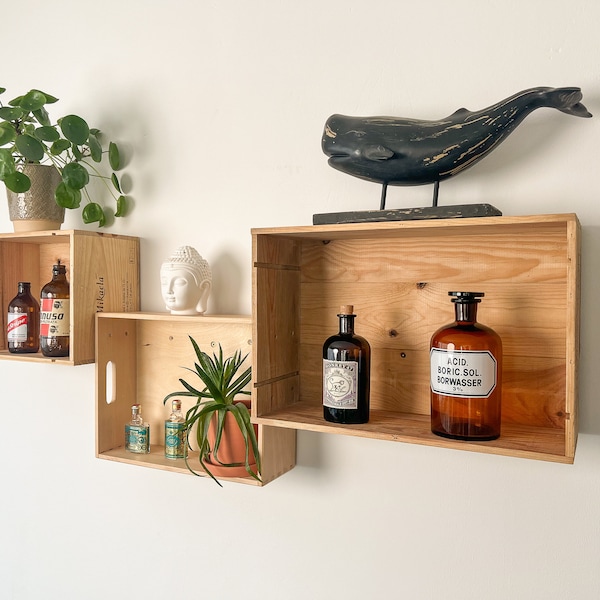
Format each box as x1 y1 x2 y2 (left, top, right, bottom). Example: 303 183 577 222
252 213 580 464
95 312 296 486
0 229 139 365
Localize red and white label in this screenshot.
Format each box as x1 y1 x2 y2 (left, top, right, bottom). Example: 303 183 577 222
40 298 70 337
7 313 28 342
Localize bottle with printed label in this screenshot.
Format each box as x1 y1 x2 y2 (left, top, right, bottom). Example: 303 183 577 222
125 404 150 454
40 261 70 358
165 399 187 459
7 282 40 354
323 305 371 424
430 291 502 441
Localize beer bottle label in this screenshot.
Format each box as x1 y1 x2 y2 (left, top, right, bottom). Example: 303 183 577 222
7 313 28 342
40 298 70 337
323 359 358 409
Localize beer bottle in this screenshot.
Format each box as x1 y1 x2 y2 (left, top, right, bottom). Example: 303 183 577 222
40 261 70 357
7 282 40 353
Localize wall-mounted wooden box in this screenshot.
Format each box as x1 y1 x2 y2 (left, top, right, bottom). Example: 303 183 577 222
0 229 139 365
252 213 580 464
95 312 296 486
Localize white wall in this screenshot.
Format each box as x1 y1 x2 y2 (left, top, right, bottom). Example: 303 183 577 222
1 1 599 598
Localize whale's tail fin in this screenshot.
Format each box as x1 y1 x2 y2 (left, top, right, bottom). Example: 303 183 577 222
547 87 592 118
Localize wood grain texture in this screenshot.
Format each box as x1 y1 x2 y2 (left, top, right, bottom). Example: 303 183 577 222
0 230 140 365
252 214 579 463
95 312 296 485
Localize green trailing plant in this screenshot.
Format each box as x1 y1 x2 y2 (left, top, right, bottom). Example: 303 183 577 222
0 86 128 227
163 337 260 486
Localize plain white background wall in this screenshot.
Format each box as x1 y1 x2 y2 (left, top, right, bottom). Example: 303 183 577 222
1 1 599 598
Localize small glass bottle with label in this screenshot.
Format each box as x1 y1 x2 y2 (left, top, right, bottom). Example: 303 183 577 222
7 282 40 354
323 305 371 424
165 399 187 459
125 404 150 454
40 261 70 358
430 291 502 441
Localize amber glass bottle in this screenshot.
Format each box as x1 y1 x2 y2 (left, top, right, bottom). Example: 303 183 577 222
323 305 371 424
7 282 40 353
40 261 70 357
430 291 502 441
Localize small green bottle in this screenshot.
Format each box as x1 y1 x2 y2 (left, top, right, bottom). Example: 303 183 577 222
125 404 150 454
165 399 187 459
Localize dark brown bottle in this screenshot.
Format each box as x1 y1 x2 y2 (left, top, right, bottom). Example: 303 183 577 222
7 282 40 353
40 261 70 357
430 291 502 441
323 305 371 424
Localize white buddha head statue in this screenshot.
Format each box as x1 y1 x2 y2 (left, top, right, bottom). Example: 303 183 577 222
160 246 212 315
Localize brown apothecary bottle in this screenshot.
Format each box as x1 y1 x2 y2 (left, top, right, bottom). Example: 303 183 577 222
430 291 502 441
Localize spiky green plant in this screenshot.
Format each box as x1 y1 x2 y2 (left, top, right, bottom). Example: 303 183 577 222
0 86 128 227
163 337 260 486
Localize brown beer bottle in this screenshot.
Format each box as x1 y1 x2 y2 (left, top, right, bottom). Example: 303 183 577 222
40 261 70 357
430 292 502 441
7 282 40 353
323 305 371 424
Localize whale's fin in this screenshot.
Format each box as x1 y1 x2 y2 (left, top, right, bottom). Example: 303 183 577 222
363 144 394 161
547 87 592 118
449 108 471 119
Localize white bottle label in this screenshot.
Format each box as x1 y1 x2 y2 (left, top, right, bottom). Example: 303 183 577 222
430 348 497 398
7 313 28 342
323 359 358 409
40 298 70 337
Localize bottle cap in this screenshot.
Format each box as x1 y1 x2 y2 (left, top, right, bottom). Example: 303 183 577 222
338 305 354 315
53 260 67 274
172 399 182 409
449 291 484 303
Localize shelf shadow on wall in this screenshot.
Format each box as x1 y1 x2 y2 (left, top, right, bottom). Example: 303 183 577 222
209 250 246 315
578 225 600 436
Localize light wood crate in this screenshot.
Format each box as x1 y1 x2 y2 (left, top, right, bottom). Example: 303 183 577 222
252 213 580 463
0 229 139 365
95 312 296 486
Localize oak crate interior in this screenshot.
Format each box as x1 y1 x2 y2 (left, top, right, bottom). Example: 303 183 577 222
95 312 296 486
252 213 580 463
0 229 139 365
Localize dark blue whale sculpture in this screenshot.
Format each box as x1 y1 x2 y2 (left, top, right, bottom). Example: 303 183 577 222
322 87 591 209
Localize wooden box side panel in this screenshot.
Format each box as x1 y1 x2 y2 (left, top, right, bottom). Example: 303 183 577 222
252 233 304 391
258 425 296 484
96 316 138 455
564 218 581 458
72 233 140 364
254 373 300 417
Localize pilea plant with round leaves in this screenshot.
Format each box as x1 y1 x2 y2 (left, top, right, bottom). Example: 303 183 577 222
0 87 127 227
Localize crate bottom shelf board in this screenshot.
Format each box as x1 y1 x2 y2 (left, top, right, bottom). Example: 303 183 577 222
254 404 573 463
0 349 74 364
97 446 263 486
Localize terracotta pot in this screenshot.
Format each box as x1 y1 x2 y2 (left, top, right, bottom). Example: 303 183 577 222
203 399 258 478
6 164 65 232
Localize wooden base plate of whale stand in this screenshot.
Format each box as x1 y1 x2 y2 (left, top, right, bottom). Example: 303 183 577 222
313 203 502 225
